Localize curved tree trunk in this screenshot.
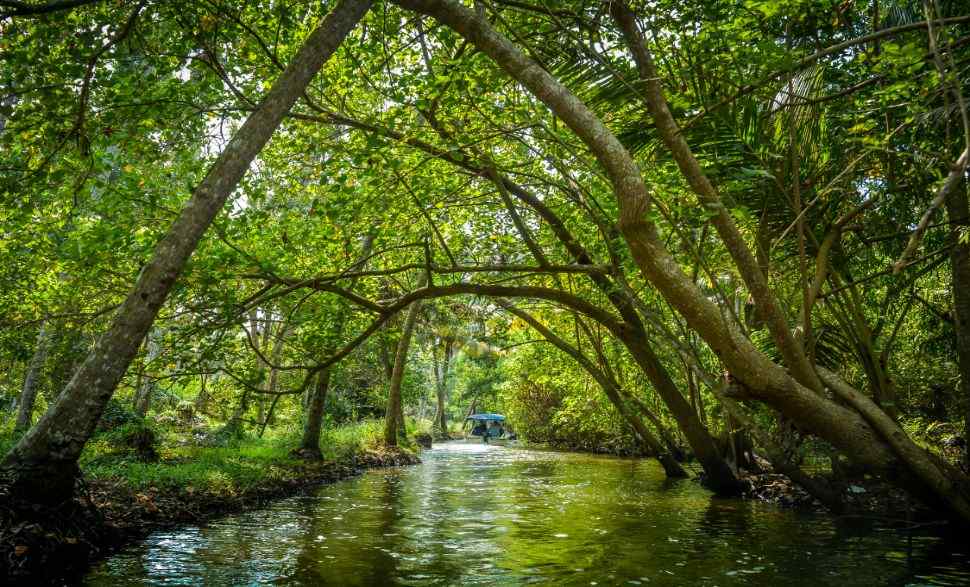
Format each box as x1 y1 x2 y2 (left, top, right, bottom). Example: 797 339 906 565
390 0 970 521
0 0 372 505
609 1 821 394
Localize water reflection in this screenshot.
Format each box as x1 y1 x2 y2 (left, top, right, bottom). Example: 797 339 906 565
85 442 970 586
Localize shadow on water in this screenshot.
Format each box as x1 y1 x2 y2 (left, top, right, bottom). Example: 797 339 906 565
84 442 970 586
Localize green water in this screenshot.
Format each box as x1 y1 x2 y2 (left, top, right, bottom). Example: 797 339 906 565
84 442 970 585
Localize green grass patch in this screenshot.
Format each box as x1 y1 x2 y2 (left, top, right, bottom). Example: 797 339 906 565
319 419 385 461
1 417 412 497
78 420 390 495
81 432 302 493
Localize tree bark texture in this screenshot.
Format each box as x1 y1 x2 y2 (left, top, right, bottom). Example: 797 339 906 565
300 368 332 457
14 323 51 433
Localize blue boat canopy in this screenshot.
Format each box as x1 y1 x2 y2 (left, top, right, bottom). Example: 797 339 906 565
466 413 506 422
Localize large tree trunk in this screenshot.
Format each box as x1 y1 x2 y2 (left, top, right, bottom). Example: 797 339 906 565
0 0 371 505
384 297 423 446
14 323 51 433
608 1 821 394
299 368 331 458
391 0 970 521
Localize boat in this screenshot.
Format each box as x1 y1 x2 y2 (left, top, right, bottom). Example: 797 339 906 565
465 413 517 445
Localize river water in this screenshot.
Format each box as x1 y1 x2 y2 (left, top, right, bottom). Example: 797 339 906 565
84 442 970 585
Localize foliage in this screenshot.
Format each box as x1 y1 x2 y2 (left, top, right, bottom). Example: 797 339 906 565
1 0 969 514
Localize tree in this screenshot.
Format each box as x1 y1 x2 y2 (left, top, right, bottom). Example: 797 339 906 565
500 300 688 478
384 291 424 446
1 0 372 504
14 323 51 432
390 0 970 521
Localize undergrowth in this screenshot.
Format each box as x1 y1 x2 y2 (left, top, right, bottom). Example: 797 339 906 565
0 414 421 498
0 418 409 497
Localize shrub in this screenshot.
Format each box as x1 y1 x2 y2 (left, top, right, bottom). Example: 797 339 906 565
84 419 159 464
97 398 141 432
319 419 383 461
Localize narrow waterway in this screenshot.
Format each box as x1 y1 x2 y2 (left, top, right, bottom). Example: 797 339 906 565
85 443 970 585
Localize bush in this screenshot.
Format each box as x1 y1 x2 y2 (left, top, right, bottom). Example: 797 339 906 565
0 419 18 456
414 432 433 448
319 419 384 461
109 421 158 460
84 419 159 464
97 398 141 432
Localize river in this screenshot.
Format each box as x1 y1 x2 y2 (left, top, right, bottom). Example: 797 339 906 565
84 442 970 585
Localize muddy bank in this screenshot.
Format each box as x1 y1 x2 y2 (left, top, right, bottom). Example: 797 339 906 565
512 438 650 458
0 447 419 583
737 469 951 529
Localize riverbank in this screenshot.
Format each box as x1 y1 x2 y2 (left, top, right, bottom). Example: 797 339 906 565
493 438 940 519
1 422 420 582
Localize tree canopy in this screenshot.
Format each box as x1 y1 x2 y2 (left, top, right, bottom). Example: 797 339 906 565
2 0 969 523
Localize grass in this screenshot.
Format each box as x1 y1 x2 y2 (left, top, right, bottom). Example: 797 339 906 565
0 416 418 498
82 437 298 494
318 419 386 461
81 420 391 493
